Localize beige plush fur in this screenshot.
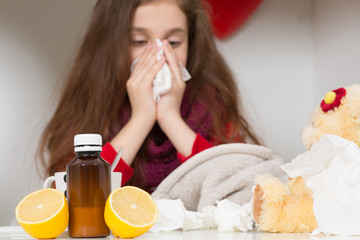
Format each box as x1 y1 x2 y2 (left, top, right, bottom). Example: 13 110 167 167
302 84 360 149
253 175 318 233
253 84 360 233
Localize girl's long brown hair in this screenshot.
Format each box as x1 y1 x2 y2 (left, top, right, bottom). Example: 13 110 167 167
38 0 260 179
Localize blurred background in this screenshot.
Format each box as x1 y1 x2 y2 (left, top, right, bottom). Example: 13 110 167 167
1 0 359 225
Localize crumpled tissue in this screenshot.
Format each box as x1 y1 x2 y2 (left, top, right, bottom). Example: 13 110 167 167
281 134 360 236
149 198 254 233
131 38 191 102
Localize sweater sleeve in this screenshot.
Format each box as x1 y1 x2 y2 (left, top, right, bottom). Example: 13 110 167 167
101 143 134 185
177 133 213 163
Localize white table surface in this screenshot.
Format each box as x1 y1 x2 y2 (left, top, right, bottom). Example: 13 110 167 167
1 226 359 240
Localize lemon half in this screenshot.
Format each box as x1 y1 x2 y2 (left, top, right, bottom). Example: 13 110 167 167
104 186 158 238
15 188 69 239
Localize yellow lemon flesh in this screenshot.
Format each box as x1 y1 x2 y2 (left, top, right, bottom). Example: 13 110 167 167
15 188 69 239
104 186 158 239
324 91 336 104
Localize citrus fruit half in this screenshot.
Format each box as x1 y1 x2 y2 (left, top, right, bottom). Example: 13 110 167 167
15 188 69 239
104 186 158 238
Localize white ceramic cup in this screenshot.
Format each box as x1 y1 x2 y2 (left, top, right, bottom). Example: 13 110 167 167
43 171 121 197
43 172 67 197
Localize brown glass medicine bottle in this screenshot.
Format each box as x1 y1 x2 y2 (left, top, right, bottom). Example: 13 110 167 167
66 134 110 238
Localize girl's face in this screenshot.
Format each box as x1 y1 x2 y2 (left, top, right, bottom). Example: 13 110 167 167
130 0 188 66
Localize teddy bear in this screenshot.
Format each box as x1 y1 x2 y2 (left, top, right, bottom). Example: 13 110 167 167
252 84 360 233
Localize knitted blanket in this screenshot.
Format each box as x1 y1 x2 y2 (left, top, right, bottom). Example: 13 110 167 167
152 143 286 212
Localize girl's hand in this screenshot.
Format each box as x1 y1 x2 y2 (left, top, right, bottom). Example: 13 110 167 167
111 45 165 165
127 45 165 128
156 40 196 157
157 40 186 127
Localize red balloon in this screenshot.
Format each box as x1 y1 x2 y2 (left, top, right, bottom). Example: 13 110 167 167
205 0 263 39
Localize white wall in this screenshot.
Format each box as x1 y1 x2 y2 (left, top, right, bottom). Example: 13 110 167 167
1 0 359 226
313 0 360 100
216 0 315 161
0 0 96 225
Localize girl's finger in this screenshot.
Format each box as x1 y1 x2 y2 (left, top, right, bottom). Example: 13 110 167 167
163 40 182 84
131 47 159 84
169 65 185 91
129 45 152 80
132 46 156 73
133 45 153 70
144 57 166 85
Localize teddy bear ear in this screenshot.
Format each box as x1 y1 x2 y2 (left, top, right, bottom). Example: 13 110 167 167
320 87 346 113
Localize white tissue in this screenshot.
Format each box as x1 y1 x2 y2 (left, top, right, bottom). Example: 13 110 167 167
152 39 172 102
130 38 191 102
149 199 185 232
213 200 254 232
149 199 254 233
281 134 360 236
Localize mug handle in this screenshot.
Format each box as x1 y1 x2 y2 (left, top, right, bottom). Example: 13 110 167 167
43 176 55 189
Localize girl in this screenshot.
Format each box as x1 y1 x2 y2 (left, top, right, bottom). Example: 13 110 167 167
38 0 259 193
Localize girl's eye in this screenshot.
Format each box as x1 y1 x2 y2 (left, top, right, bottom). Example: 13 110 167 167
131 40 147 46
169 41 180 48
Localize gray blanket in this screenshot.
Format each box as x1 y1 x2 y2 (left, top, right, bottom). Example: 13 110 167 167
152 143 286 211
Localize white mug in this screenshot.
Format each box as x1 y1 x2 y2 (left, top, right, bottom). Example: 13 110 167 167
43 171 122 196
43 172 67 197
